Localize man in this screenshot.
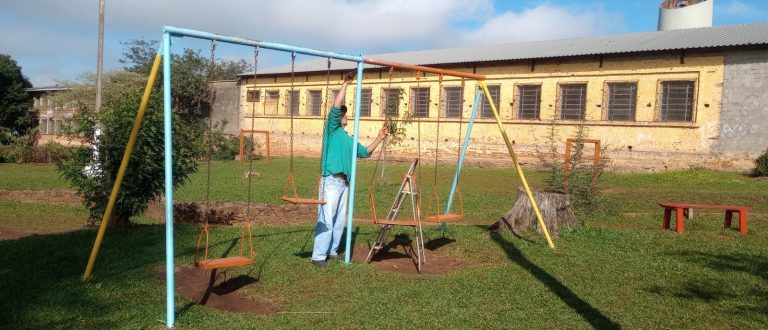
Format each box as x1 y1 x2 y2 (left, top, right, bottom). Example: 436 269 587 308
311 73 388 267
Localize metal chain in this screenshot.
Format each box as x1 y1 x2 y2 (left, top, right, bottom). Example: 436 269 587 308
204 40 217 226
246 46 260 216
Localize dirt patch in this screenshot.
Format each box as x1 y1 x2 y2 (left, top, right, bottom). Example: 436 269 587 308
0 189 81 205
0 226 33 240
155 265 278 315
352 235 469 275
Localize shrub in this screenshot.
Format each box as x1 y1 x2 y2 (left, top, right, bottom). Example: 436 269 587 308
56 73 198 226
752 148 768 177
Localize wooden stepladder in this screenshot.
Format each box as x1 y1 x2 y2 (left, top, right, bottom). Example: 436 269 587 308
365 159 425 272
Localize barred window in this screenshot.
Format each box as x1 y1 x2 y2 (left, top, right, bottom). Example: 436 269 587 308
606 83 637 121
382 88 401 116
659 81 695 122
559 83 587 120
264 91 279 115
246 89 260 102
516 85 541 120
411 87 430 118
357 89 372 117
308 90 322 116
287 90 300 116
444 87 463 118
478 85 500 118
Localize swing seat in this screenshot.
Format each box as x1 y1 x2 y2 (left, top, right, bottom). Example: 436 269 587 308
424 213 464 223
281 196 326 205
194 256 252 270
373 218 419 226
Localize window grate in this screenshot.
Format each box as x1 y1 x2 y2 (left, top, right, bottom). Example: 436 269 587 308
559 84 587 120
659 81 694 122
478 85 500 118
382 88 401 116
287 91 300 116
606 83 637 121
246 89 260 102
517 85 541 119
308 91 322 116
444 87 463 118
265 91 279 115
411 87 430 118
358 89 372 117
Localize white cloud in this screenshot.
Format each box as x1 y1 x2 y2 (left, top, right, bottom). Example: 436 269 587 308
1 0 629 85
459 4 624 46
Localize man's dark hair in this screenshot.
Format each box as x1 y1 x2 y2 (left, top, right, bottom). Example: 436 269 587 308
340 105 347 114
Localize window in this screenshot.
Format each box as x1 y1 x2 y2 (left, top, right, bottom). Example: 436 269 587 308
606 83 637 121
358 89 372 117
444 87 463 118
559 83 587 120
516 85 541 120
264 91 279 115
287 90 300 115
478 85 500 118
659 81 695 121
246 89 260 102
411 87 430 118
308 90 322 116
382 88 401 116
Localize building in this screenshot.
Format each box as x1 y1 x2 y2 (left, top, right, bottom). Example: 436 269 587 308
25 86 84 147
228 22 768 172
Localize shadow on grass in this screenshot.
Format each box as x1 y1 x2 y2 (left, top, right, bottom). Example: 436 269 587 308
0 225 168 328
490 234 621 329
673 250 768 281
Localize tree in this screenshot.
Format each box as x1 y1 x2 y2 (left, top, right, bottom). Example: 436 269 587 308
55 71 198 226
0 54 32 134
120 39 252 123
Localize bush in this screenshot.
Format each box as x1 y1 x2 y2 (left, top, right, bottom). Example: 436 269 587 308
752 148 768 177
0 127 38 163
56 74 198 226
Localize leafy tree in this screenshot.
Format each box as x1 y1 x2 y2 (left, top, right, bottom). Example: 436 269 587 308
0 54 32 134
120 39 251 123
55 71 198 226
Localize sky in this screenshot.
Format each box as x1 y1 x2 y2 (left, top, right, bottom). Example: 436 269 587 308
1 0 767 87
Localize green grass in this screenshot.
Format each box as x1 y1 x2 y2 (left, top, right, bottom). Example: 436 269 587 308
0 163 70 190
1 161 767 328
0 200 87 233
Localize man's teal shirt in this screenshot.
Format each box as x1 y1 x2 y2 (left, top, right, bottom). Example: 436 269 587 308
321 107 371 177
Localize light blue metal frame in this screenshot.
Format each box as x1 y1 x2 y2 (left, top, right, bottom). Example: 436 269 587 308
160 26 482 328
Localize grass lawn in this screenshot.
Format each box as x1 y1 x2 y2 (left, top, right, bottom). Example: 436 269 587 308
0 160 766 329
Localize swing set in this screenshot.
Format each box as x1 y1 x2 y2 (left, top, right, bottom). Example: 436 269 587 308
80 27 555 328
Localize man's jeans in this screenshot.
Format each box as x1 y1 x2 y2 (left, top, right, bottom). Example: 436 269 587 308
311 175 348 261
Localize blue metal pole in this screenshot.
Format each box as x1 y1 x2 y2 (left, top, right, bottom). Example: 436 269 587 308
442 86 482 230
163 26 364 63
162 32 175 329
344 60 364 264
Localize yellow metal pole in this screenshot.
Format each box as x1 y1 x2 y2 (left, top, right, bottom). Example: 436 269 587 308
478 81 555 249
83 53 163 280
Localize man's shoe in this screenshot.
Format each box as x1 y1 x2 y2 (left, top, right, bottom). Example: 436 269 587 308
328 254 344 260
311 260 328 267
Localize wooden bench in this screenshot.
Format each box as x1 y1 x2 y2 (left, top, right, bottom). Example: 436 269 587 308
658 202 750 235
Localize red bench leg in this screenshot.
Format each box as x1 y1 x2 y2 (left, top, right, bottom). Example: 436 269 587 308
675 207 685 234
739 210 747 235
724 210 733 228
663 208 672 230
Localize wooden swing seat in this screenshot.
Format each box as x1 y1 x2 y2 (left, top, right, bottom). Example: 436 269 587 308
424 213 463 223
373 219 419 226
194 256 252 270
281 196 326 205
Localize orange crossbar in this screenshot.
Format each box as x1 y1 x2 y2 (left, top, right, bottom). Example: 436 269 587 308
363 57 486 80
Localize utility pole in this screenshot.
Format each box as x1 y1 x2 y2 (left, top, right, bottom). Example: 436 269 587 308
95 0 105 112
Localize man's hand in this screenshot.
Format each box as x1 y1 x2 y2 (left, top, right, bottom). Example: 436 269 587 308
377 127 390 140
343 72 355 84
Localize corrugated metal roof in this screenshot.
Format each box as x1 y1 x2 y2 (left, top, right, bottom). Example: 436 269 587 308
244 22 768 76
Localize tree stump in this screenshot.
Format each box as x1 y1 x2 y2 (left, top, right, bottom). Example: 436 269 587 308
490 187 579 237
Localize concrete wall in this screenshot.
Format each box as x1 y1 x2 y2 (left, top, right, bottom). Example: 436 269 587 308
235 50 765 171
211 80 241 135
714 49 768 167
